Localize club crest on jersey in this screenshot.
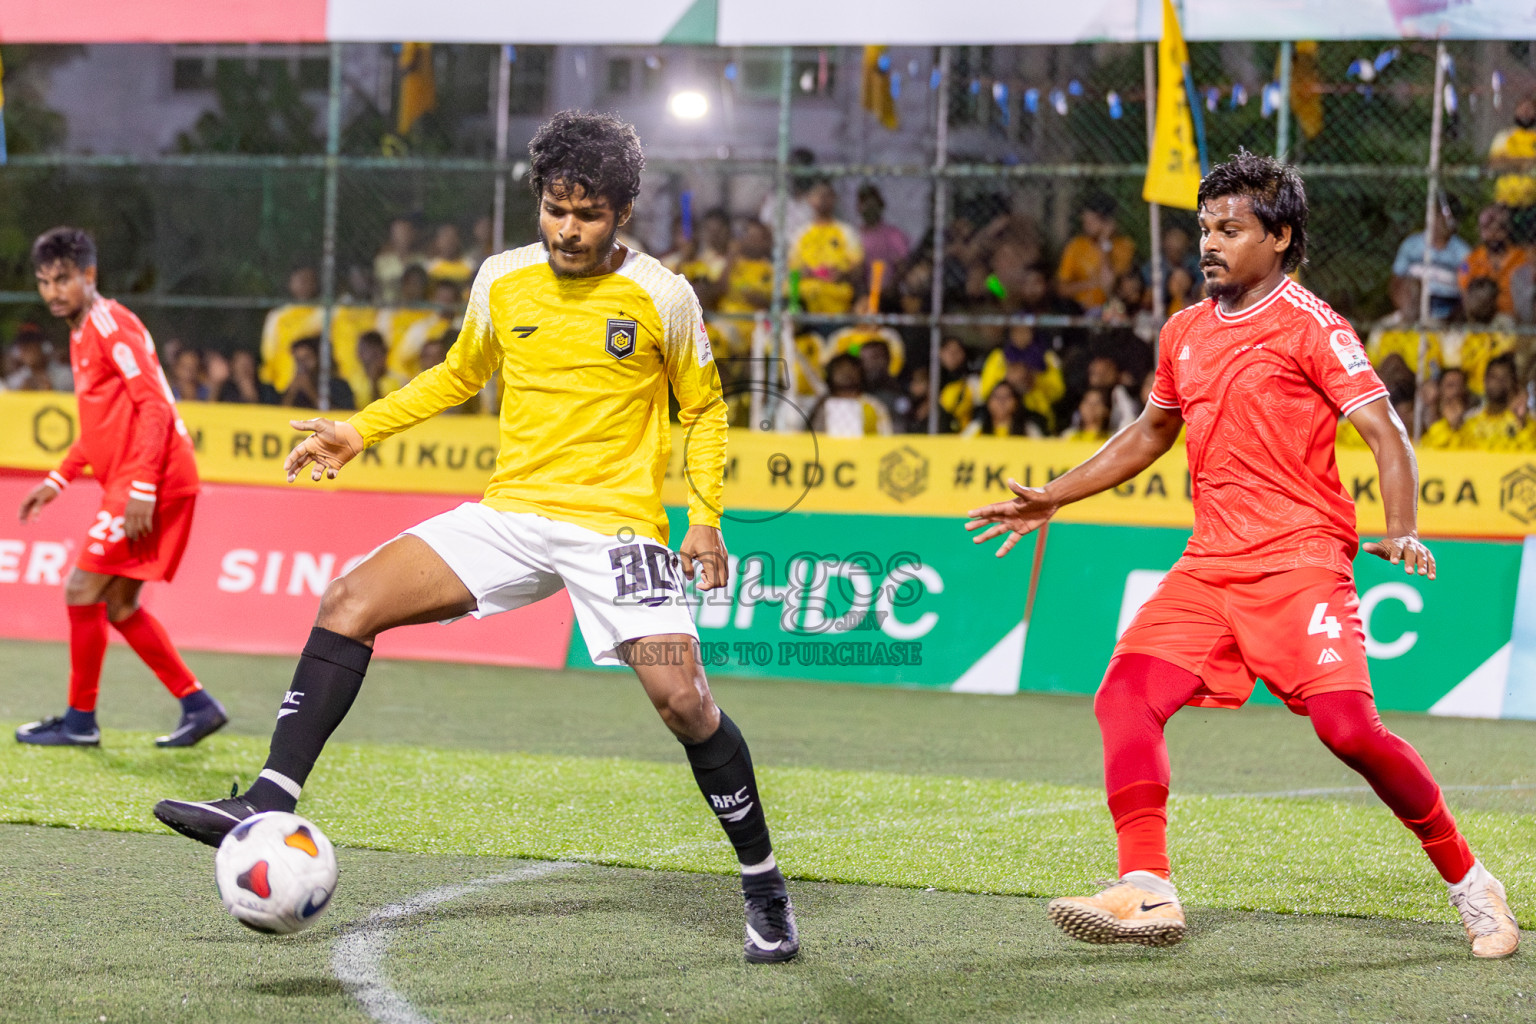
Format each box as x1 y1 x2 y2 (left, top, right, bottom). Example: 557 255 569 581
605 318 638 360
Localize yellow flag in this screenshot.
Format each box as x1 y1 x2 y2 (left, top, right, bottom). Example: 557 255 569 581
1143 0 1202 210
396 43 436 137
1289 40 1324 141
861 46 898 130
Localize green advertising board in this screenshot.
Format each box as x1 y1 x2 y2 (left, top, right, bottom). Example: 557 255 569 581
1022 523 1522 714
568 512 1521 715
567 507 1037 690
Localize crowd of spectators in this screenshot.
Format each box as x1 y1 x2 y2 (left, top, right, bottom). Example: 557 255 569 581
9 110 1536 454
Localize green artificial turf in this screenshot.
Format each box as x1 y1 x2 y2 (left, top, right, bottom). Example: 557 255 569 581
1 638 1533 1023
2 727 1532 928
1 826 1531 1024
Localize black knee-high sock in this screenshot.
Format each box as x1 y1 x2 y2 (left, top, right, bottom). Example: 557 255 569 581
682 712 776 878
245 627 371 812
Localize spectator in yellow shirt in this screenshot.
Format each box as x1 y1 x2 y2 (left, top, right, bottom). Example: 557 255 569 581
1444 277 1516 397
789 181 864 314
1419 368 1469 449
979 326 1065 415
1060 387 1113 442
380 266 446 376
259 266 323 391
1461 354 1536 451
663 208 732 310
425 223 476 288
347 330 409 407
1056 192 1136 312
1366 276 1441 376
1489 96 1536 242
963 381 1047 438
373 217 422 304
719 220 775 315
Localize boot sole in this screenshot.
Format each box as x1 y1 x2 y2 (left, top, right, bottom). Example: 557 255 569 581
152 802 237 848
155 712 229 748
1047 900 1186 947
744 942 801 964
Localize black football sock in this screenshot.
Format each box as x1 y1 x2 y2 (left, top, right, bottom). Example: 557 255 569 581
682 712 776 872
244 628 371 812
179 689 215 714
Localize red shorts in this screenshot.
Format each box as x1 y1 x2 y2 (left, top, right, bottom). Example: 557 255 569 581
74 494 197 583
1112 565 1372 715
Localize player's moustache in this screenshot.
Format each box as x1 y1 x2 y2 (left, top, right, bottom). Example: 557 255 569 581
1199 256 1227 270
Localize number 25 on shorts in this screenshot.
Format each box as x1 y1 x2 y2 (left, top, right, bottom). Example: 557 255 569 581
88 510 126 545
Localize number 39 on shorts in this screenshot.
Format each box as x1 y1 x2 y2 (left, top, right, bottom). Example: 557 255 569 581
1307 602 1342 640
88 511 127 544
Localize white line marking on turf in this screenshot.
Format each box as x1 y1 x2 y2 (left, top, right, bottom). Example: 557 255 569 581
332 860 579 1024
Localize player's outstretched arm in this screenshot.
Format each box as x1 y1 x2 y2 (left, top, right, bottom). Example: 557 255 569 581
966 402 1183 557
284 418 365 483
1350 397 1436 579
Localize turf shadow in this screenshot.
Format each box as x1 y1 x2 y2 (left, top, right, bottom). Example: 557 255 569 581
243 976 347 998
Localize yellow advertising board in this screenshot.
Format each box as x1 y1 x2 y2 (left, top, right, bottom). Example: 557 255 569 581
4 392 1534 538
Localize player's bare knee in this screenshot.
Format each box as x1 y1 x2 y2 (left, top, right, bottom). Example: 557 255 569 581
63 570 103 607
656 686 717 741
105 594 140 623
315 576 378 641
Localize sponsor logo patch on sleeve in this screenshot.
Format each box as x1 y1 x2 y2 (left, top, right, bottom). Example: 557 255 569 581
696 320 714 367
1329 329 1372 376
112 341 143 379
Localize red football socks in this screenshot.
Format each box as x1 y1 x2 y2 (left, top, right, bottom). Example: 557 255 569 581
1305 690 1476 883
112 607 201 699
1096 653 1203 878
66 603 110 713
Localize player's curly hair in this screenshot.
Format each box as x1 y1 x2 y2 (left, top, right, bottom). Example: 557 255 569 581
528 110 644 212
1197 150 1308 273
31 226 97 270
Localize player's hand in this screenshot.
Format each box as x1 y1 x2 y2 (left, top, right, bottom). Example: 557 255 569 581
18 482 59 524
285 418 365 483
122 495 155 542
1363 535 1436 579
965 480 1057 558
679 525 729 591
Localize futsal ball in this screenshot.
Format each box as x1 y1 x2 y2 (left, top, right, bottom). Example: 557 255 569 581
214 811 338 934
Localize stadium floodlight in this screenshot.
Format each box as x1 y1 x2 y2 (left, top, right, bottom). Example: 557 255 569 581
668 89 709 121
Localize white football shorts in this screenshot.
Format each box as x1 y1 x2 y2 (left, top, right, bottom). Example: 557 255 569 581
402 502 698 666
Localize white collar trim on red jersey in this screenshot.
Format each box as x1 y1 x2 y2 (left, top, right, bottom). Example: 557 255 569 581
1212 277 1294 324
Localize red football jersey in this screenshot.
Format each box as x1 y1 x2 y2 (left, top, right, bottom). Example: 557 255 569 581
50 298 199 505
1148 278 1388 578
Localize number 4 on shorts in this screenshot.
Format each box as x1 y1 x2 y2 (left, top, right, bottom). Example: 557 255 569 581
1308 602 1342 640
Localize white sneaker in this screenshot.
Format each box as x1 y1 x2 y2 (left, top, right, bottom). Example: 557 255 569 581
1449 862 1520 959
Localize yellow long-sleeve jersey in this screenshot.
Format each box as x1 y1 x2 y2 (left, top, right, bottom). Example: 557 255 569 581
348 244 727 544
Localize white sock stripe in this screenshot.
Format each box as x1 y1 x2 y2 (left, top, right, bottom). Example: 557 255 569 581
740 853 777 875
128 490 157 503
258 769 303 800
129 480 156 490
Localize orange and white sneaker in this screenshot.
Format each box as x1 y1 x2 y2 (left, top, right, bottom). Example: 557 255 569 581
1449 862 1520 959
1047 871 1186 947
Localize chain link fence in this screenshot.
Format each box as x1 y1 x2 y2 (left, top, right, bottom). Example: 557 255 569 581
2 39 1531 432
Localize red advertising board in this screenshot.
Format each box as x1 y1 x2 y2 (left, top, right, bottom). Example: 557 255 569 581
0 1 327 42
0 474 573 669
